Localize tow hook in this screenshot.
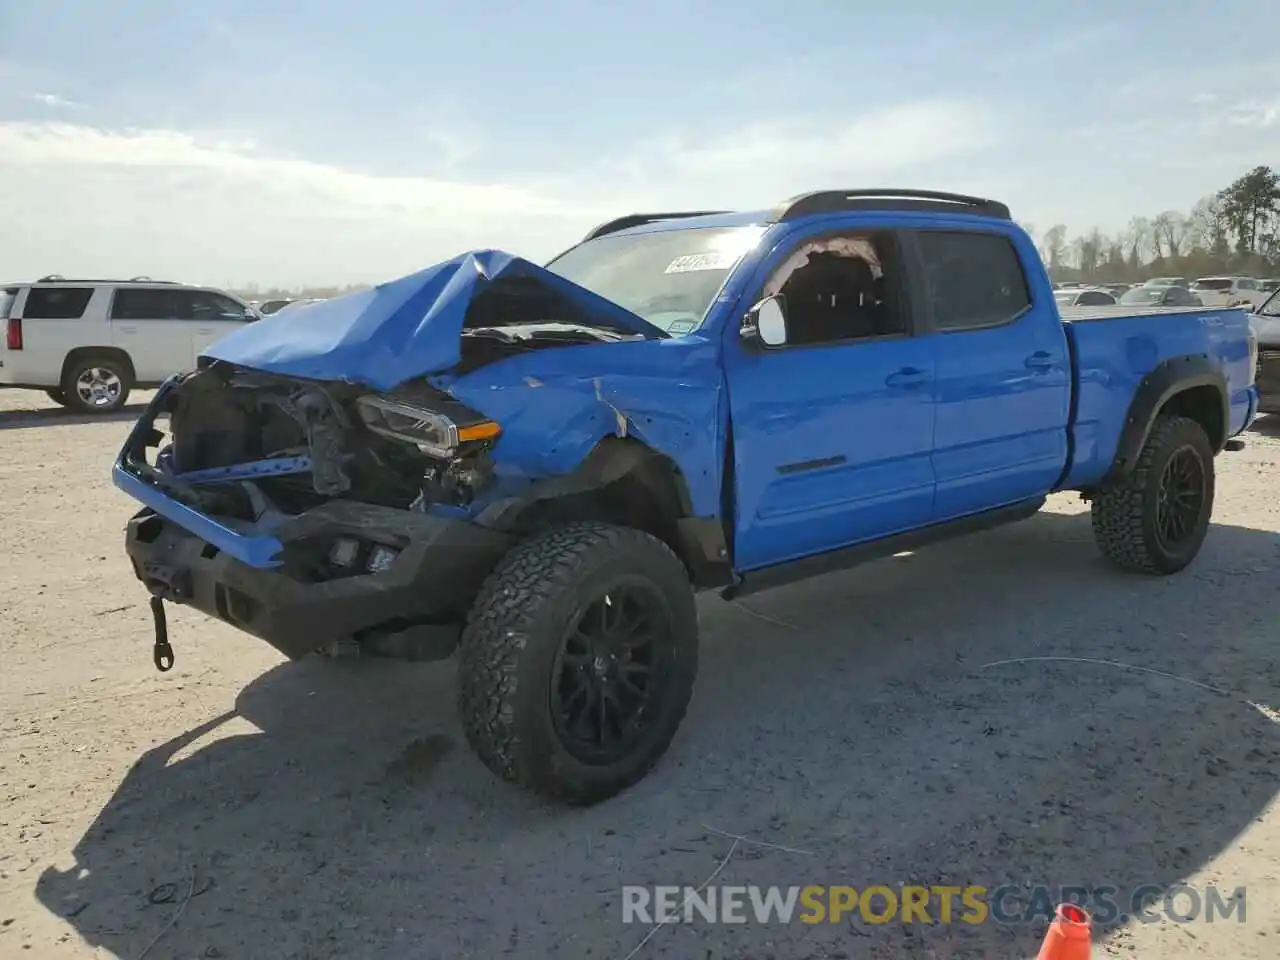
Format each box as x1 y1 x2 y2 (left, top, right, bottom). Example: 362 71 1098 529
149 594 175 672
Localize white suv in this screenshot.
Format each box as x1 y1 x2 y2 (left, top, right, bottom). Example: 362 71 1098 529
1188 276 1270 310
1 277 260 414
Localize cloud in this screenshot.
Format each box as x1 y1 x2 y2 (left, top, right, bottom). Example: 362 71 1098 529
1227 99 1279 128
587 99 1002 210
30 92 83 109
0 99 999 287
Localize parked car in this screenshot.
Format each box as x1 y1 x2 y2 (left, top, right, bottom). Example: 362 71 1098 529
275 298 327 313
1250 287 1280 413
1118 285 1203 307
1189 276 1269 310
1054 287 1117 307
1 276 260 413
1142 276 1189 288
1259 279 1279 294
257 298 299 315
1100 283 1132 298
112 188 1258 804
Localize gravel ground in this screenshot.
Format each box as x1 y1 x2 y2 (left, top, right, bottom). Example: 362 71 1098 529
0 386 1276 960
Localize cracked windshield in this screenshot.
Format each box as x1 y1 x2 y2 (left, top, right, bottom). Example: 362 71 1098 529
1 1 1277 959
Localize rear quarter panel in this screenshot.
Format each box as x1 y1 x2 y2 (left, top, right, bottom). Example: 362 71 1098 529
1059 305 1255 489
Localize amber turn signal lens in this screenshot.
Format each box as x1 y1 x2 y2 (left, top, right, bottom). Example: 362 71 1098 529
457 421 502 442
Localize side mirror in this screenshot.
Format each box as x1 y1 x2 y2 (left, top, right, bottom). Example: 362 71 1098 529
742 296 788 348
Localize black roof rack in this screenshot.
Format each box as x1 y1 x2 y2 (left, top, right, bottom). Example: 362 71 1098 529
34 275 181 284
769 189 1011 222
582 210 732 242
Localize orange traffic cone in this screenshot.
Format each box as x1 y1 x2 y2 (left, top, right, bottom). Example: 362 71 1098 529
1036 903 1091 959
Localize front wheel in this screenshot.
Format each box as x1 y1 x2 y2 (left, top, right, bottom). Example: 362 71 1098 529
1091 414 1215 574
457 522 698 805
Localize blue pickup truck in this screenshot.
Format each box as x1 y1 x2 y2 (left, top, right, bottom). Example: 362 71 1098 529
113 189 1259 804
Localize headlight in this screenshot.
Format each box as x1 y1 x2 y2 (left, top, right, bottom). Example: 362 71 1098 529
355 395 500 458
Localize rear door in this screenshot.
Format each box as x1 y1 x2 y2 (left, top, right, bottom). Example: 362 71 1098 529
906 228 1071 521
109 287 191 381
184 290 255 362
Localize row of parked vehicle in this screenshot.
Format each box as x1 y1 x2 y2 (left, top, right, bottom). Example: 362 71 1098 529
0 276 325 413
1054 276 1278 310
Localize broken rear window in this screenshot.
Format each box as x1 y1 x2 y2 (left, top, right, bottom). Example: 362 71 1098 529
546 226 765 334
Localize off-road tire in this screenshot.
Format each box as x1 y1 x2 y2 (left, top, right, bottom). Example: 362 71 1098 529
457 522 698 805
1091 414 1215 574
61 355 132 415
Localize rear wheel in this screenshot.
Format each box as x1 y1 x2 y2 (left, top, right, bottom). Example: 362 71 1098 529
61 355 132 414
457 522 698 805
1091 414 1215 574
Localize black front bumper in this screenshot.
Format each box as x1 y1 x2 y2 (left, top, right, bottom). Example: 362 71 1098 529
125 500 514 661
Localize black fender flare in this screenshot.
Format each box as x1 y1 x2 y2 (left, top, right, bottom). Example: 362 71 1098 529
1103 354 1228 482
470 437 733 587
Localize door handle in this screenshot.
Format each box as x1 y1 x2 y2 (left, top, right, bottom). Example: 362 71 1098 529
885 366 929 388
1024 351 1055 371
196 328 215 335
118 325 138 334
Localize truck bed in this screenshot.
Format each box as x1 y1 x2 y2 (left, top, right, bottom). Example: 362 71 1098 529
1058 305 1220 323
1056 304 1256 490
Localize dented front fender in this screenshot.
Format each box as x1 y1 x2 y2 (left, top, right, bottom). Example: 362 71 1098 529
433 334 727 517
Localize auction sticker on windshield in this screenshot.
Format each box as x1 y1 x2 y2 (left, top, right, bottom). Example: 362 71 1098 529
664 252 740 274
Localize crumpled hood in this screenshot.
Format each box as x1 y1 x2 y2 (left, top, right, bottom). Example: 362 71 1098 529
201 249 668 392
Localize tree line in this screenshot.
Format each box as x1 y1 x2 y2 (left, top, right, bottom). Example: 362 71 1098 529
1026 165 1280 284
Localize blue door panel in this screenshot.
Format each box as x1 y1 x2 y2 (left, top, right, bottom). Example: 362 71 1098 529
930 316 1069 519
912 225 1072 522
727 335 936 572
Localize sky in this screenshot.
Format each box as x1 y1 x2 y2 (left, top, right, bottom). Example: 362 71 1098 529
1 0 1278 288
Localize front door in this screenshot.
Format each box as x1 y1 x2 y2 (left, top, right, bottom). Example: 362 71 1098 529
181 290 255 364
723 228 937 572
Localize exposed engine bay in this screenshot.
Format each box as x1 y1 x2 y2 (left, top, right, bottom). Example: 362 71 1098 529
141 274 650 526
157 365 491 519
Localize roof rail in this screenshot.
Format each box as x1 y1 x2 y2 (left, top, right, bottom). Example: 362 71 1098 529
769 189 1011 222
33 275 182 284
582 210 732 242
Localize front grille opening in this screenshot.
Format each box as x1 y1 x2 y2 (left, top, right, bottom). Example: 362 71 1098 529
215 584 259 626
135 514 165 544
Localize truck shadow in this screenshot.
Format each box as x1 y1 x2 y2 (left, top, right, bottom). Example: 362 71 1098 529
0 402 147 431
1246 412 1280 436
36 510 1280 959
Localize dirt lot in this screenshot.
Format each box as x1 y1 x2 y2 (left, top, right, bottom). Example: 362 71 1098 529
0 387 1276 960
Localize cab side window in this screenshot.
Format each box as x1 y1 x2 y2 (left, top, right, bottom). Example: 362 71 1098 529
915 230 1031 330
760 232 908 346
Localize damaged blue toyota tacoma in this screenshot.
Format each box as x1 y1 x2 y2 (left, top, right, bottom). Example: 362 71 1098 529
113 189 1260 804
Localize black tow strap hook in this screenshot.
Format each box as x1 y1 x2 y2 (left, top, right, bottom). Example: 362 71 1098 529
149 595 175 672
